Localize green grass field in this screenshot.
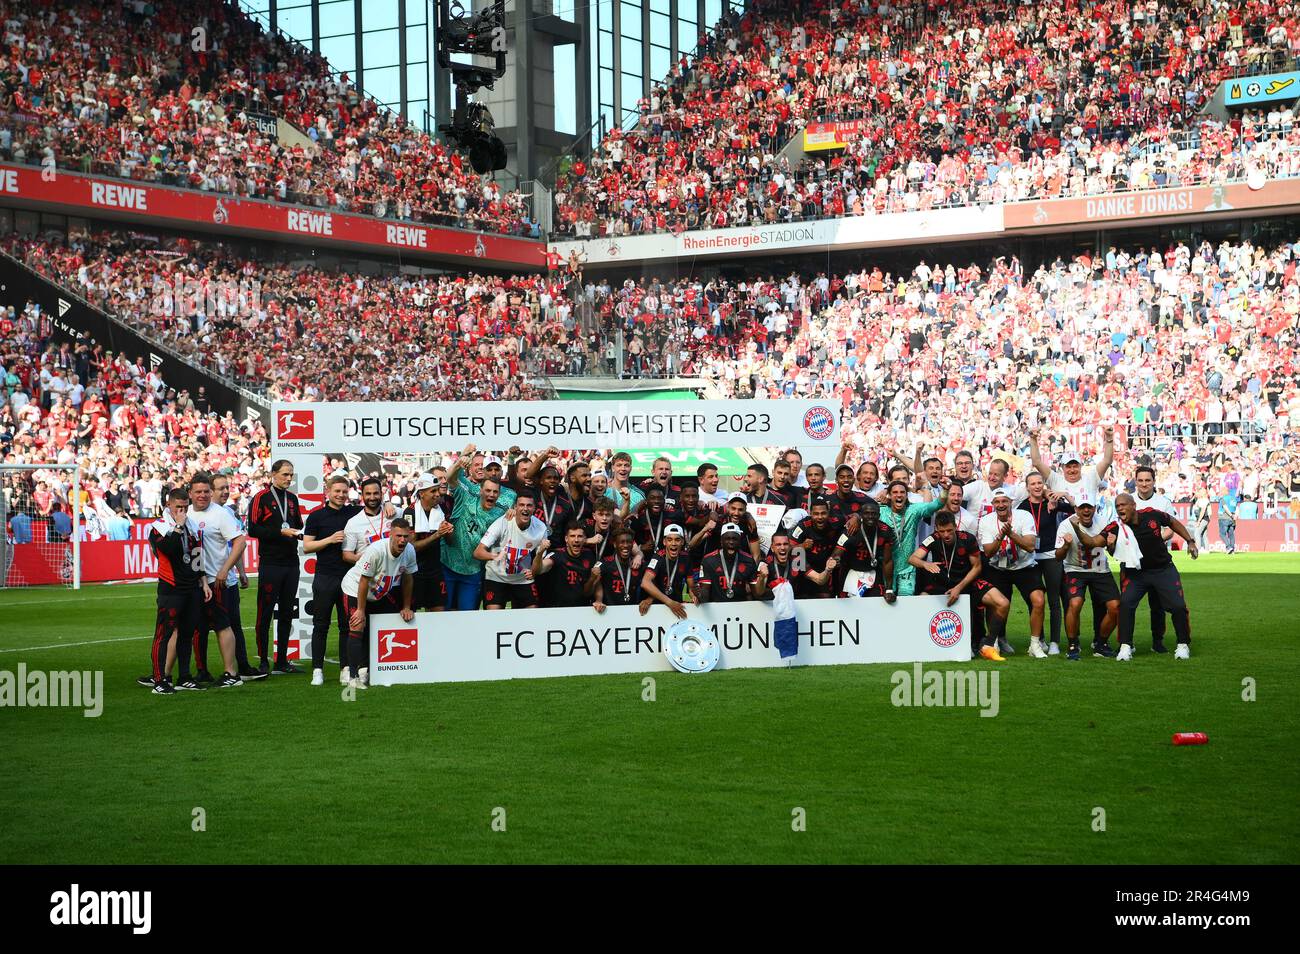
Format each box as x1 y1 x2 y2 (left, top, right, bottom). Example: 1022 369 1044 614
2 553 1297 864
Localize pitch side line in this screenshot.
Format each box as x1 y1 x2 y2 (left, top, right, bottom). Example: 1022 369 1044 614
0 636 150 653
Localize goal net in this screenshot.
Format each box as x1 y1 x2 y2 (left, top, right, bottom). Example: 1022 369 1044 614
1 463 81 589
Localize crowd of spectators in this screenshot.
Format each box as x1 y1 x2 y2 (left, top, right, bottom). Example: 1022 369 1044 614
6 227 1299 516
2 295 270 535
9 231 560 402
553 0 1300 237
0 0 535 236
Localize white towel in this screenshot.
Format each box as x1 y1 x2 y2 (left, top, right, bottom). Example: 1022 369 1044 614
412 502 444 534
1113 520 1143 569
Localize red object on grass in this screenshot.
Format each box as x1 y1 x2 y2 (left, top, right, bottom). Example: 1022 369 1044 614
1172 732 1208 745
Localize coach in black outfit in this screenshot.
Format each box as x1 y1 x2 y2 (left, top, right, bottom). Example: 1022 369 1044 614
302 474 363 682
248 459 304 674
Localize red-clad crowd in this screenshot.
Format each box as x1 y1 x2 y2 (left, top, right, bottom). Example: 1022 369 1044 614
5 227 1299 515
0 0 534 236
2 295 269 526
553 0 1300 236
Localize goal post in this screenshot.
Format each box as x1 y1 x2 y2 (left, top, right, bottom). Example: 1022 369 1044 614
1 462 81 590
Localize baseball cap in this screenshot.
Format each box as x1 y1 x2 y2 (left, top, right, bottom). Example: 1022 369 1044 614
414 473 441 491
1076 491 1096 507
835 464 855 476
727 490 747 502
1062 450 1082 464
720 522 743 536
663 524 685 538
991 487 1012 500
484 455 504 469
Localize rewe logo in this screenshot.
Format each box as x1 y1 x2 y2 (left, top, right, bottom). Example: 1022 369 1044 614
287 210 333 235
50 884 151 934
58 298 71 317
378 628 418 662
276 410 315 441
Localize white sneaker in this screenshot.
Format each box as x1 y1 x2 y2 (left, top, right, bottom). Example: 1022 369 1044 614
1174 644 1190 660
1029 637 1048 659
358 667 370 688
1047 641 1061 656
340 666 351 685
310 668 324 686
348 677 367 690
1116 644 1134 662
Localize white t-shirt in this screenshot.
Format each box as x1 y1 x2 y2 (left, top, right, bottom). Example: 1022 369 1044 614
188 503 244 583
1133 491 1174 517
481 515 549 584
978 509 1039 571
1055 517 1111 573
963 480 1026 519
342 538 418 601
344 507 392 555
1049 466 1112 522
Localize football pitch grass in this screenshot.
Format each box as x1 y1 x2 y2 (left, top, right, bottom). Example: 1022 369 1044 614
2 554 1297 865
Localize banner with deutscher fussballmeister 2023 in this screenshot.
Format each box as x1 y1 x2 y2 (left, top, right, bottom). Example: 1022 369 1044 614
270 400 840 454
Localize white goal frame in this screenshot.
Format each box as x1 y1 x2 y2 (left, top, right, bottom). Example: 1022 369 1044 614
1 462 81 589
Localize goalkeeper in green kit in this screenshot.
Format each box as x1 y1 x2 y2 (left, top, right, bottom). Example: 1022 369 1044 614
879 477 944 596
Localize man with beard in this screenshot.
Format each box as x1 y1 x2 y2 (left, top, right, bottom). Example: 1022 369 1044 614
879 478 944 596
910 510 1011 661
789 498 843 598
1103 493 1199 662
343 477 392 566
341 519 417 689
211 472 261 680
592 529 645 611
697 523 763 603
1054 492 1120 659
186 473 250 689
639 524 692 619
979 487 1048 658
691 494 761 560
561 460 593 525
833 499 897 601
1133 464 1176 652
676 484 712 558
761 528 836 598
536 522 598 607
743 463 786 506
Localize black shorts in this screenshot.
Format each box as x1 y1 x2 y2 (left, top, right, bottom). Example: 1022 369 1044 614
412 572 446 610
1065 571 1120 604
482 579 539 609
922 577 993 599
987 564 1045 603
201 586 232 632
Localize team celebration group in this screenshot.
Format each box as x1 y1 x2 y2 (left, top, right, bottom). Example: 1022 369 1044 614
141 425 1201 692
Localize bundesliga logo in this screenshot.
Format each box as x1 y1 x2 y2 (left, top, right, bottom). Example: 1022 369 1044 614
277 410 315 441
378 629 419 663
929 610 963 648
803 405 834 440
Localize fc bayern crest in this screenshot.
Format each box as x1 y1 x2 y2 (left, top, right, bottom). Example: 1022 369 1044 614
929 610 963 648
803 405 835 440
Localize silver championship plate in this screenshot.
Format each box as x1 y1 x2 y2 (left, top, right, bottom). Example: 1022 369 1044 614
664 620 720 674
